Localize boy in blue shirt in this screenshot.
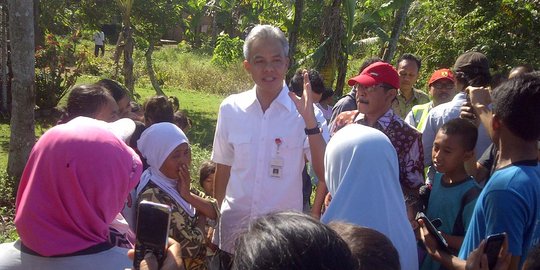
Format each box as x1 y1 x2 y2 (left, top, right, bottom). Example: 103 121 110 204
421 118 481 270
419 73 540 270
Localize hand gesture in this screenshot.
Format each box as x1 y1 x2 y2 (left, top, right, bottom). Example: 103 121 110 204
465 237 511 270
465 86 492 110
177 164 191 199
128 238 184 270
460 101 480 127
288 70 317 127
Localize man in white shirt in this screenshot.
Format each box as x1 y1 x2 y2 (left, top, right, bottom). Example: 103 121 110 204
211 24 326 267
93 30 105 57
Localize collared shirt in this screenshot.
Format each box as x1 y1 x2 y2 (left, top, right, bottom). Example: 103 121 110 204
331 109 425 193
329 88 357 126
422 92 492 167
211 84 310 253
392 88 430 119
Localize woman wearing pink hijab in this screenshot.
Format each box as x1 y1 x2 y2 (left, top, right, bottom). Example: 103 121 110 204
0 117 142 269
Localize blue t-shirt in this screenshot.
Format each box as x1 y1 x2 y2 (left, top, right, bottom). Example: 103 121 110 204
459 161 540 267
422 173 481 270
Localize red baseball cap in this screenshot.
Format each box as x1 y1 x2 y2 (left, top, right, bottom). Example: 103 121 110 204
428 69 455 85
347 62 400 89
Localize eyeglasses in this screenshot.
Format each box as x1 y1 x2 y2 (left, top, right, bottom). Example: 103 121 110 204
431 83 454 90
355 83 388 93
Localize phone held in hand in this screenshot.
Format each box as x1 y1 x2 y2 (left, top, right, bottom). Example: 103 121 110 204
133 200 172 270
416 212 449 251
484 233 506 270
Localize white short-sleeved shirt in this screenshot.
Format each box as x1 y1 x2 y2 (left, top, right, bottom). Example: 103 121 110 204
211 84 310 253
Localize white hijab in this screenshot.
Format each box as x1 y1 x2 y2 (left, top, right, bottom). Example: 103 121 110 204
136 122 195 217
321 124 418 270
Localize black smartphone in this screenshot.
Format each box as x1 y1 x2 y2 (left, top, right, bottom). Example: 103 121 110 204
484 233 506 270
133 200 172 270
416 212 449 250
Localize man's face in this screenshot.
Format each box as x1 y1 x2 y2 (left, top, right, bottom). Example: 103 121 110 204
243 37 289 94
429 78 455 106
397 60 419 91
355 83 396 118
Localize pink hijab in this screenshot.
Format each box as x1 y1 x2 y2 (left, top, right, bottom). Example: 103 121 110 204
14 117 142 256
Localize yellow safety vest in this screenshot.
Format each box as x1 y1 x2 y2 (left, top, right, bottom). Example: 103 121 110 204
411 102 432 132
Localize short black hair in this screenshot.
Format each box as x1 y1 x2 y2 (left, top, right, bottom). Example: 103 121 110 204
398 53 421 72
198 160 216 188
359 57 384 74
492 73 540 141
329 222 400 270
439 118 478 151
61 84 113 123
289 69 326 97
233 211 357 270
97 79 129 102
143 95 174 125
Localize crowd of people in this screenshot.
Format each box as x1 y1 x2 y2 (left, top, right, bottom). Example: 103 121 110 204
0 23 539 270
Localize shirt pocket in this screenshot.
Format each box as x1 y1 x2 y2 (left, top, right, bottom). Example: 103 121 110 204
229 133 251 170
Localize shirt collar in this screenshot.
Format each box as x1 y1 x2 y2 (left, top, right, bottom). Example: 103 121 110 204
354 108 402 130
453 91 467 101
238 82 294 112
398 88 422 101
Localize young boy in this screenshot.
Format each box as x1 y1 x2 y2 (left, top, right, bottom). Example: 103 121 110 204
421 118 482 270
199 160 216 197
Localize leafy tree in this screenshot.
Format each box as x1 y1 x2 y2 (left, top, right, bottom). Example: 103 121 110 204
132 0 184 95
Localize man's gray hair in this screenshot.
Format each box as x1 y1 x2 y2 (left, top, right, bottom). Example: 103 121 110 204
243 24 289 60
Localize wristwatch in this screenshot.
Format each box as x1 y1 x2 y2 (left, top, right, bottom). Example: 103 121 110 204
304 124 321 135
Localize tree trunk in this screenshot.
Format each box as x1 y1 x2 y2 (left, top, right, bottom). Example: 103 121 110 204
113 30 124 80
123 25 135 94
335 47 348 97
7 0 35 181
210 0 219 47
315 0 343 89
383 0 412 62
1 2 8 113
145 42 165 96
33 0 42 47
286 0 304 81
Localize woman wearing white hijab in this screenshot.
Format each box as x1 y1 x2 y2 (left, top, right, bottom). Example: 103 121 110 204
321 124 418 270
136 122 219 270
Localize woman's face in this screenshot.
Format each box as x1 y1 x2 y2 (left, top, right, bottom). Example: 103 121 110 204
159 143 191 179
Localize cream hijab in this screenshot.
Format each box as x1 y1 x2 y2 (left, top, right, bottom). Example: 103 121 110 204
137 122 195 217
321 124 418 270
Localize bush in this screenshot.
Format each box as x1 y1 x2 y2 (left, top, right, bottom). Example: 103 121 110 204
35 32 85 110
0 170 17 243
211 34 244 68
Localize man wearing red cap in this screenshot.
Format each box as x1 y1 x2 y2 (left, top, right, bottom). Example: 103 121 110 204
331 62 425 195
405 69 456 131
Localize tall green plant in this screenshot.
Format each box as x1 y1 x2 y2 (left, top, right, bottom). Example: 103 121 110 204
211 34 243 68
35 32 84 110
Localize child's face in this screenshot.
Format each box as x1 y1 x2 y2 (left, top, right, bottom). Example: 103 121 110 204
202 173 215 196
159 143 191 180
432 131 472 174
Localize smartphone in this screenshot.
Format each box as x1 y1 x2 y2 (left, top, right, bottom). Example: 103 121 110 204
484 233 506 270
133 200 172 270
416 212 449 250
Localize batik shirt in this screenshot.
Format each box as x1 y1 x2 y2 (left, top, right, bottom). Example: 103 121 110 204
331 109 425 195
139 182 219 270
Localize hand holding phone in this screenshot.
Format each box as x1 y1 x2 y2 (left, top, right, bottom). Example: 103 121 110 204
134 200 172 270
416 212 449 251
484 233 506 270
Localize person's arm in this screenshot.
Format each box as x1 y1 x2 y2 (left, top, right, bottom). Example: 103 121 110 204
418 219 467 269
311 179 327 219
214 163 231 208
422 111 438 167
177 164 217 219
288 70 326 183
441 232 465 251
466 86 493 140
